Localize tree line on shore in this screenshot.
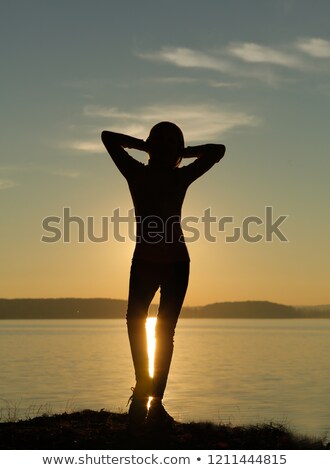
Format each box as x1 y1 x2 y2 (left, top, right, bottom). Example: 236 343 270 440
1 298 329 319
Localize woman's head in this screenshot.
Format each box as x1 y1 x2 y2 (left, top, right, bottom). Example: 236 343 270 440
147 121 184 168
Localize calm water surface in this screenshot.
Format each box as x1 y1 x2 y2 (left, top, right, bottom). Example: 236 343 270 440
0 319 329 440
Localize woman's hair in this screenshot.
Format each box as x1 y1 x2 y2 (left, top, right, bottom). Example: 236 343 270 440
147 121 184 168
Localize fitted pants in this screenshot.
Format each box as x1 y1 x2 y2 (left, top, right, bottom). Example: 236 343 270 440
126 258 190 399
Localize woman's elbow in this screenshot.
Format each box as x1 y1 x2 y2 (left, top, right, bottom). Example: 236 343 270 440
101 130 109 143
215 144 226 162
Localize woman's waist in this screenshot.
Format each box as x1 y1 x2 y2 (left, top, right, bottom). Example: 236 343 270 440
132 240 190 262
135 220 184 243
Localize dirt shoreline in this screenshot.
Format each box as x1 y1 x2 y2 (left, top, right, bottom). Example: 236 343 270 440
0 409 328 450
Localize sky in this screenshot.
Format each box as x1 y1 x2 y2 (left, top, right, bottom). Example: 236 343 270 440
1 0 330 306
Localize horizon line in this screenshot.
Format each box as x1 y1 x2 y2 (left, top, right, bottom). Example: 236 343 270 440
1 297 329 309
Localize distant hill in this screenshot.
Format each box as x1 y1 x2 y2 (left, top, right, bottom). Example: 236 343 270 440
0 298 330 319
0 298 126 320
181 301 299 319
181 301 330 319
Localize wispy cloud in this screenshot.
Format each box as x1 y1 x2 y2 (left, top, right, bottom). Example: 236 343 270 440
145 76 241 88
138 47 231 73
137 38 330 86
65 104 259 154
138 46 284 85
67 104 260 153
146 76 200 85
228 42 304 68
209 80 242 88
66 140 105 153
0 179 17 190
296 38 330 58
83 106 138 120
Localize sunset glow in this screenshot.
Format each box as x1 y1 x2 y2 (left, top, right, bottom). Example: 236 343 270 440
1 2 330 307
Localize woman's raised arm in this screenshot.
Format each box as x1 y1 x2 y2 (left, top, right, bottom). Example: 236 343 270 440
101 131 148 153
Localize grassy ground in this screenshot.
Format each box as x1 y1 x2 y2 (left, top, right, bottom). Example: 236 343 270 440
0 409 328 450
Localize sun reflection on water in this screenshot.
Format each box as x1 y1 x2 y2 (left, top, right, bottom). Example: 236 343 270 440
146 316 157 408
146 316 157 378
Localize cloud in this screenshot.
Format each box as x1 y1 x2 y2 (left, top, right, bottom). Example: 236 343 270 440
209 80 242 88
228 42 304 68
145 76 241 88
66 140 104 153
83 106 139 120
64 103 260 154
296 38 330 58
138 46 284 85
77 104 260 146
0 179 17 190
138 38 330 86
138 47 231 73
146 76 200 85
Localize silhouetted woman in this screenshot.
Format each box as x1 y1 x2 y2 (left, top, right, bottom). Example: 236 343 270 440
102 122 225 430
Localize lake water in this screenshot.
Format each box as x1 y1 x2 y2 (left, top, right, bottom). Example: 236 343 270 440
0 318 329 441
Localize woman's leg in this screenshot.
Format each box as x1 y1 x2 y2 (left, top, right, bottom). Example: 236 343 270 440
126 259 159 397
152 261 190 399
